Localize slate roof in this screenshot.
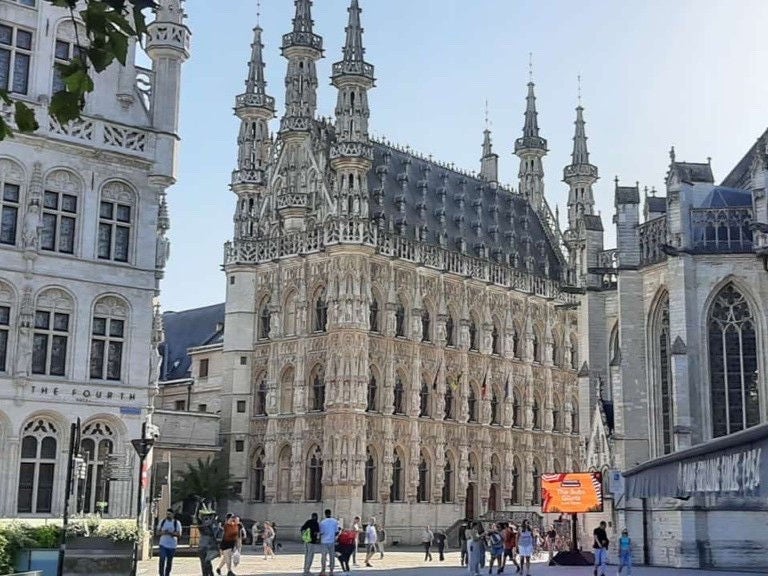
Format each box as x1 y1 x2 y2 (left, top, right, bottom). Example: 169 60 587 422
721 128 768 189
367 141 563 280
615 186 640 204
701 186 752 208
645 196 667 214
582 214 603 231
159 303 225 382
669 161 714 184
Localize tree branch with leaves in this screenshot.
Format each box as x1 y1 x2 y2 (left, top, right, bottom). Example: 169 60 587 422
0 0 157 140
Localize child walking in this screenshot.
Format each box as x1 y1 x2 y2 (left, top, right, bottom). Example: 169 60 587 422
618 529 632 575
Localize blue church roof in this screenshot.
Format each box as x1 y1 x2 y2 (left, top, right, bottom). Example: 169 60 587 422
159 303 225 382
700 186 752 208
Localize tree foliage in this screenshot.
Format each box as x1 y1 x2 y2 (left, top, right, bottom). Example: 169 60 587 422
0 0 157 140
172 456 242 510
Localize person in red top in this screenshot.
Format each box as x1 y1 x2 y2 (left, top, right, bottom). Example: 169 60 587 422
502 523 520 573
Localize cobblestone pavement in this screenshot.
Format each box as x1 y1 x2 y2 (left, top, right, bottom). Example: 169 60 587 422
139 544 758 576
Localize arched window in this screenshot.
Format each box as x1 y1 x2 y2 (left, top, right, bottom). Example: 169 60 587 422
252 448 266 502
17 418 58 513
310 368 325 412
531 463 541 505
469 320 478 351
417 454 430 502
33 288 73 377
390 450 404 502
78 422 114 514
442 455 454 503
491 324 500 355
0 158 24 247
42 170 81 255
709 284 760 437
551 332 560 365
393 377 405 415
89 296 128 381
490 392 500 425
306 446 323 502
53 21 85 94
446 315 455 346
97 181 135 263
421 310 431 342
280 368 294 414
367 371 377 412
258 302 271 340
254 376 268 416
532 398 541 429
0 281 13 372
467 387 478 422
395 300 406 337
283 292 297 336
552 401 561 432
532 331 541 362
444 386 454 420
314 291 327 332
369 298 380 333
364 448 377 502
512 391 522 427
419 380 430 417
511 461 521 504
277 446 291 502
653 293 673 454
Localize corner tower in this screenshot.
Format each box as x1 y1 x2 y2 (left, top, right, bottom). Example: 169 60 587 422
331 0 375 218
514 80 548 211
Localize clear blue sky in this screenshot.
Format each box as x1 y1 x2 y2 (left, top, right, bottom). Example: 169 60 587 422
161 0 768 311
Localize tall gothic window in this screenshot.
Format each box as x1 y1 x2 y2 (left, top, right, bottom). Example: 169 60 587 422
441 457 454 503
33 290 72 377
89 297 127 381
446 315 455 346
532 398 541 429
395 301 406 337
512 392 522 427
421 310 431 342
390 451 403 502
531 464 541 505
393 377 405 415
491 324 500 355
79 422 113 514
654 294 673 454
363 449 377 502
0 24 32 95
513 328 521 359
467 387 478 422
97 190 133 262
258 303 271 340
306 446 323 502
369 299 380 333
18 419 57 513
709 284 759 438
0 303 10 372
255 376 267 416
532 332 541 362
469 320 478 351
490 392 499 425
444 386 454 420
367 372 377 412
314 291 327 332
252 448 266 502
419 380 430 417
417 455 430 502
310 370 325 412
41 188 77 254
1 181 20 246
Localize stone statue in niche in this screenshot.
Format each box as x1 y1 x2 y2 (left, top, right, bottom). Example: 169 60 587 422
21 199 42 250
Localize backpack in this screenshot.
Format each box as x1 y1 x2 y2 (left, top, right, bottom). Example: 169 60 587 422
338 530 357 546
489 532 503 547
223 521 239 542
301 528 313 543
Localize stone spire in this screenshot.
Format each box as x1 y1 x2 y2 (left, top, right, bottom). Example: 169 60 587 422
331 0 375 218
564 104 598 230
514 81 547 210
280 0 323 133
480 127 498 184
245 24 268 96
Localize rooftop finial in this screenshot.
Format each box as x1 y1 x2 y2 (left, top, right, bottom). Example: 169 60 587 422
256 0 260 26
484 99 489 129
528 52 533 82
577 74 582 106
670 146 676 163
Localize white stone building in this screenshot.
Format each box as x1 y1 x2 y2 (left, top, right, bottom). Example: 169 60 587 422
0 0 188 518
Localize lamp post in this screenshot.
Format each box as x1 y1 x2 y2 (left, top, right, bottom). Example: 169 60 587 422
56 418 81 576
130 422 155 576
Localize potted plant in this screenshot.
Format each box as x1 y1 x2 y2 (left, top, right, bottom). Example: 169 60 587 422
63 517 139 576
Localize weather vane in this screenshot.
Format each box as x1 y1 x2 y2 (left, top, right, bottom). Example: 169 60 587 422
256 0 261 27
577 74 582 106
484 99 489 129
528 52 533 82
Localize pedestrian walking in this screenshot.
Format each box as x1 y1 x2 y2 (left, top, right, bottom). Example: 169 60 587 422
459 519 469 566
467 520 485 576
434 528 447 561
592 520 610 576
157 508 182 576
300 512 321 576
487 524 504 575
546 524 557 563
374 522 385 558
502 523 520 573
336 527 357 572
262 520 276 560
318 508 340 575
351 515 362 566
216 514 239 576
421 525 434 561
197 507 220 576
517 521 535 576
363 517 378 567
618 528 632 575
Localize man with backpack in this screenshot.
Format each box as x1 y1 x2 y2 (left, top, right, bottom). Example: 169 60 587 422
157 509 182 576
300 512 320 576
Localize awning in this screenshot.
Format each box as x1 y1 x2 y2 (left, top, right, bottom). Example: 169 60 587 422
623 423 768 499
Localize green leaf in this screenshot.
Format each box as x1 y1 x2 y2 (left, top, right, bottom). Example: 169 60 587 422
0 117 13 140
106 27 129 65
87 39 115 72
14 102 38 133
105 9 136 37
0 89 11 106
49 91 84 126
63 67 95 95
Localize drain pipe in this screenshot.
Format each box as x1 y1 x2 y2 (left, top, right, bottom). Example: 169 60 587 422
641 497 650 565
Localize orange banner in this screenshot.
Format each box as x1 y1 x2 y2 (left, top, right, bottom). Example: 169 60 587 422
541 472 603 513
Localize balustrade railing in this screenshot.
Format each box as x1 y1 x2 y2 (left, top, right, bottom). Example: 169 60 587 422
691 207 753 253
638 216 668 266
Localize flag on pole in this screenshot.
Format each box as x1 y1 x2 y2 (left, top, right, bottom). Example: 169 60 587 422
432 359 442 390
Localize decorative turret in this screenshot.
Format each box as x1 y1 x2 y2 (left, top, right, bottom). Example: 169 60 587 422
280 0 323 133
331 0 374 217
564 104 598 230
514 81 547 210
480 125 499 184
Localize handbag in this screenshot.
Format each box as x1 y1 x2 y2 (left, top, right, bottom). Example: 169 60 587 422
232 549 241 567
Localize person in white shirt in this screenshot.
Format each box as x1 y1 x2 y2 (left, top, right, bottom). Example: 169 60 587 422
363 517 378 567
351 516 362 566
157 509 182 576
318 508 340 575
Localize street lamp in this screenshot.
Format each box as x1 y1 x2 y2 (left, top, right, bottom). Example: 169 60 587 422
56 418 81 576
130 422 155 576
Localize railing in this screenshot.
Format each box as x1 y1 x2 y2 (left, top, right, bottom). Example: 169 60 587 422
691 207 753 253
638 216 668 266
596 248 618 289
225 218 578 304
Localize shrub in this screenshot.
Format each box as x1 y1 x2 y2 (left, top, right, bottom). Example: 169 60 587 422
0 532 12 576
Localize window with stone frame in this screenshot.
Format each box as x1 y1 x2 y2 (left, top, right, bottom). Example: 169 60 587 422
313 290 327 332
79 422 114 515
369 298 380 333
467 386 478 422
444 385 454 420
511 461 521 504
421 309 431 342
389 450 404 502
531 463 541 505
89 297 127 381
0 303 9 372
417 454 430 502
393 376 405 415
532 398 541 429
441 456 454 503
445 315 455 347
310 370 325 412
512 391 522 427
395 300 406 337
17 419 57 513
532 331 541 363
306 446 323 502
254 376 268 416
0 181 20 246
512 327 521 359
199 358 209 378
363 448 377 502
469 319 478 351
708 284 760 438
97 182 133 263
41 171 81 255
653 293 673 454
490 391 500 425
419 380 430 417
258 301 271 340
32 290 73 377
366 372 378 412
491 323 501 355
251 448 266 502
0 24 32 95
52 23 86 95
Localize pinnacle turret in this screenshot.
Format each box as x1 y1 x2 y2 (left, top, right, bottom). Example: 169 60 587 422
564 104 598 230
245 26 268 96
480 128 498 183
514 81 547 209
571 106 589 165
515 82 547 153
